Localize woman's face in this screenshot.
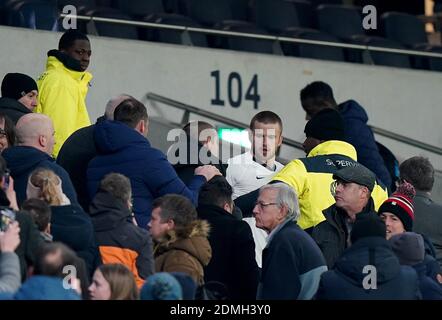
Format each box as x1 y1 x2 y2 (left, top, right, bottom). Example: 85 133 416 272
380 212 405 240
89 269 111 300
0 118 9 152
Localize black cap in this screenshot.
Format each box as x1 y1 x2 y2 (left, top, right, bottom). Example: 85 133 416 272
333 164 376 192
304 108 345 141
350 213 386 244
1 73 38 100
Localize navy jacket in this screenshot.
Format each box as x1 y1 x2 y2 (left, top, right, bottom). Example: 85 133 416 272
3 146 78 206
50 204 102 278
87 120 206 228
258 219 327 300
412 262 442 300
339 100 392 189
316 237 422 300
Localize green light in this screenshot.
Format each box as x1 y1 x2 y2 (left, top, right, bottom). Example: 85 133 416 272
218 128 251 148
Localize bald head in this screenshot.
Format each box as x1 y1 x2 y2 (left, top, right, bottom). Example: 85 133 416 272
16 113 55 155
105 94 134 120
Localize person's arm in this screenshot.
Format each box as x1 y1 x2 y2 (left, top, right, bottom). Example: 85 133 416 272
0 222 21 293
136 233 155 280
39 84 89 157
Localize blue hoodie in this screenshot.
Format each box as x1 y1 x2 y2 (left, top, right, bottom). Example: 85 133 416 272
2 146 78 206
87 120 206 228
339 100 392 189
13 276 80 300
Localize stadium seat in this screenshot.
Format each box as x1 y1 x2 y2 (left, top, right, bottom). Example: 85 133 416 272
253 0 300 34
186 0 241 27
115 0 164 18
381 12 428 47
3 0 58 31
317 5 365 40
282 27 345 62
142 13 207 47
214 20 275 54
83 7 138 40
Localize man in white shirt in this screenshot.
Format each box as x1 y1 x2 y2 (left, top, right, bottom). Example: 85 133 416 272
226 111 284 268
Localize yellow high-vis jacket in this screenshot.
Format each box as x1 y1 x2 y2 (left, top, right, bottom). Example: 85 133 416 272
37 55 92 158
272 140 388 230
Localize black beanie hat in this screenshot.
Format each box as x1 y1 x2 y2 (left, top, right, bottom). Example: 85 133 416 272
350 213 386 244
1 73 38 100
304 108 345 141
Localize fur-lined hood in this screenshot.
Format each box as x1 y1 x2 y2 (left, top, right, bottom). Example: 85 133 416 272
155 219 211 267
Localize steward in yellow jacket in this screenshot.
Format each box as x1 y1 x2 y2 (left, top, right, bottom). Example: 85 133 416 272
272 109 388 230
37 30 92 158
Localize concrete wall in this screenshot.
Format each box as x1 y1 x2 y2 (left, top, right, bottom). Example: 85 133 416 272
0 26 441 172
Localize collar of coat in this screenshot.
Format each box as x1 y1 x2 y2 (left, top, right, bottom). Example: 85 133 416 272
154 219 210 250
307 140 357 160
46 50 93 83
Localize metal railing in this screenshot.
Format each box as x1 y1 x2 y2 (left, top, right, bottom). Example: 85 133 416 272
145 93 442 157
60 13 442 59
145 92 304 151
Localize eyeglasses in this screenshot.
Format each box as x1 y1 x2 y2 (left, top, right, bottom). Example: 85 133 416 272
254 201 279 210
330 180 349 196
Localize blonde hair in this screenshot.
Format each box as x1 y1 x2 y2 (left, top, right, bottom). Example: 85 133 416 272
29 168 64 206
99 264 139 300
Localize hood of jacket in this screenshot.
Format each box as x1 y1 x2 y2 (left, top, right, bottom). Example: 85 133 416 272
156 219 212 267
334 236 401 286
2 146 54 177
0 97 32 114
308 140 357 160
94 120 149 154
50 204 94 251
89 189 131 231
14 276 80 300
338 99 369 124
46 50 93 83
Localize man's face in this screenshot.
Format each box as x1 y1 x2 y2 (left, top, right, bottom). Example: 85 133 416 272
333 180 366 213
253 188 284 233
148 207 171 240
302 136 321 155
63 40 91 71
380 212 405 240
251 121 282 163
18 90 38 111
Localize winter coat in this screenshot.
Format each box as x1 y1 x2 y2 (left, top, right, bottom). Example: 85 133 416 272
338 100 392 188
57 120 102 212
412 262 442 300
89 190 154 287
0 97 32 124
271 140 388 230
154 220 212 286
258 219 327 300
36 50 92 157
197 204 259 300
171 137 226 186
50 204 101 278
316 237 421 300
312 199 376 268
413 191 442 267
2 146 78 206
87 120 206 228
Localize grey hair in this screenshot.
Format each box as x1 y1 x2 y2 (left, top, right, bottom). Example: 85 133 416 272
104 94 134 120
260 182 300 221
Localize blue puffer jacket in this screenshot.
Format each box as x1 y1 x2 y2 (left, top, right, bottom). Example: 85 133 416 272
87 120 206 229
339 100 392 189
2 146 78 206
316 237 421 300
